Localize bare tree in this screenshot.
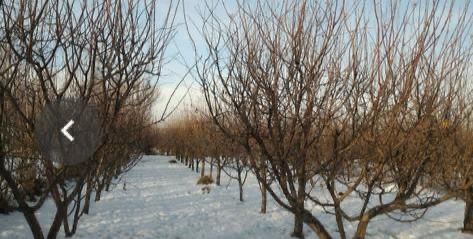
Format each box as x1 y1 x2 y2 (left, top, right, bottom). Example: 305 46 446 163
192 1 348 237
191 0 473 238
0 0 179 238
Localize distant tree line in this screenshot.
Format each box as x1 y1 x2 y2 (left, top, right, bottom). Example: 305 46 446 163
156 110 258 205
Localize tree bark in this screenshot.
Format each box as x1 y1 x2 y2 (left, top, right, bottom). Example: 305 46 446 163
23 210 44 239
237 160 244 201
292 172 307 238
47 206 65 239
354 215 370 239
83 182 92 215
210 158 214 178
238 177 244 202
259 182 267 214
95 184 102 202
216 158 222 186
0 163 44 239
105 180 111 192
334 203 346 239
69 189 82 237
464 187 473 233
201 158 205 177
260 162 267 214
292 210 304 238
302 209 332 239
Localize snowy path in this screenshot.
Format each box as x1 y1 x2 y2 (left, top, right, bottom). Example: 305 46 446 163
0 155 471 238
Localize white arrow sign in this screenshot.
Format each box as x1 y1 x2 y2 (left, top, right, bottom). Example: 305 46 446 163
61 120 75 142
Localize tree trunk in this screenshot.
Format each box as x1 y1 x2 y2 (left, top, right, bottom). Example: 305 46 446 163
63 210 72 237
238 176 244 202
95 185 102 202
292 211 304 238
354 214 370 239
464 187 473 233
83 182 92 215
23 211 44 239
201 158 205 177
105 180 111 192
259 181 267 214
237 160 244 201
334 203 346 239
260 162 267 214
0 161 44 239
69 189 83 237
196 159 199 173
302 209 332 239
292 173 307 238
210 158 214 178
216 158 222 186
47 206 65 239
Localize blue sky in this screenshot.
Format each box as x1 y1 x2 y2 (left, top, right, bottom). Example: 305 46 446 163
153 0 473 120
153 0 242 120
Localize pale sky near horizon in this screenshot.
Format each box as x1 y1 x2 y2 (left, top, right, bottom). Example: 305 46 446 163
153 0 243 122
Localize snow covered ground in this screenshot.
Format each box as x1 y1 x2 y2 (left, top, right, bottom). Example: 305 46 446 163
0 155 471 239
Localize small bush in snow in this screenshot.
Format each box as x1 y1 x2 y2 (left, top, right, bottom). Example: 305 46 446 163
197 175 214 185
